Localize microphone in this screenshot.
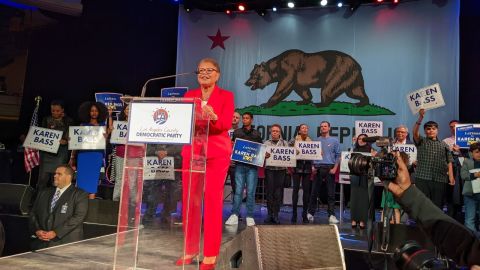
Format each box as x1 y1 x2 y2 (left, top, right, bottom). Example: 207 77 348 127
140 72 196 97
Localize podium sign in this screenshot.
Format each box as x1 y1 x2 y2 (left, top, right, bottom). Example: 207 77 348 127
128 101 194 144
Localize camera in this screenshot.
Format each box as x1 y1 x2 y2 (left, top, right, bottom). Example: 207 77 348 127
348 136 398 181
393 241 456 270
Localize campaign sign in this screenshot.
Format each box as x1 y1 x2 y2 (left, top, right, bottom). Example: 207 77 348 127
68 126 106 150
161 87 188 98
110 121 128 145
95 92 124 113
294 141 322 160
391 144 417 165
355 120 383 137
23 126 63 154
128 101 194 144
406 83 445 114
455 124 480 149
231 138 266 167
143 156 175 180
265 146 296 167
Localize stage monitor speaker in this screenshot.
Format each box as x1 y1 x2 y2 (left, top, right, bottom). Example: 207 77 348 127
220 225 345 270
0 183 33 215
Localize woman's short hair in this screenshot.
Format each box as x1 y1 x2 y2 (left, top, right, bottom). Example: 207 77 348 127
469 142 480 152
199 58 220 73
78 101 108 123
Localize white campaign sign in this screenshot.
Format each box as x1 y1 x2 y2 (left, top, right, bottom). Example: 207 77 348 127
265 146 296 167
68 126 106 150
110 121 128 145
294 141 322 160
23 126 63 154
128 102 194 144
391 144 417 165
355 120 383 137
143 156 175 180
406 83 446 114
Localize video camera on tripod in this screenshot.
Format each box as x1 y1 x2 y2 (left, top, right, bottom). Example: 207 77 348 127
348 136 398 181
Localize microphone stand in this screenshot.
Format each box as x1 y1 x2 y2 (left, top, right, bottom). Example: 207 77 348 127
140 72 194 97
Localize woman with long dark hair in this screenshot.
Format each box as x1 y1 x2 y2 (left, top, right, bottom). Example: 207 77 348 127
69 101 108 199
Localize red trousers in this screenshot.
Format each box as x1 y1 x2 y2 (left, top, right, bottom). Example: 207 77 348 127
182 155 230 257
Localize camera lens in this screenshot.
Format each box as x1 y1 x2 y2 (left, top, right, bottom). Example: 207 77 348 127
348 153 371 176
394 241 449 270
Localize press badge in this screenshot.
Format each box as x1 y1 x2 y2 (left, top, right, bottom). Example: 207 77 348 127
61 203 68 214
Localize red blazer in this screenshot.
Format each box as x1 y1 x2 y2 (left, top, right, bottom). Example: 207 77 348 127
182 85 235 159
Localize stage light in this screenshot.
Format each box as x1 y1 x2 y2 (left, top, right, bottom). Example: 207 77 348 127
238 4 246 11
393 0 399 3
226 9 231 15
376 0 383 2
287 2 295 8
272 6 277 11
338 2 343 7
320 0 328 6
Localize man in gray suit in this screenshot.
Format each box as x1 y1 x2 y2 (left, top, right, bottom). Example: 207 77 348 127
29 164 88 250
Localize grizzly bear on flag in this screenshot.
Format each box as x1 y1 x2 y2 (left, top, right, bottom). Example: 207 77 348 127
245 49 370 108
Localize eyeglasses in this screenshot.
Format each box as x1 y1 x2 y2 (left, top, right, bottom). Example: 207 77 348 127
197 68 217 74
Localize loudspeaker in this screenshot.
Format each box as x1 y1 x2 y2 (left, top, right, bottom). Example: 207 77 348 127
0 184 34 215
219 225 345 270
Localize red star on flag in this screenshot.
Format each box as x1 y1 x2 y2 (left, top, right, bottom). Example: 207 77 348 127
208 29 230 50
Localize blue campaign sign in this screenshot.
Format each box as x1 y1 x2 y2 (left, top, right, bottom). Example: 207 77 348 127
161 87 188 98
231 138 266 167
455 124 480 148
95 92 123 112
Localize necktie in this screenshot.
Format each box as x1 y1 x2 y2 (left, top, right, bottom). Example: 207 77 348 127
50 190 61 212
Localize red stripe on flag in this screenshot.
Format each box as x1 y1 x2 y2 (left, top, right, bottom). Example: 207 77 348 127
24 147 40 172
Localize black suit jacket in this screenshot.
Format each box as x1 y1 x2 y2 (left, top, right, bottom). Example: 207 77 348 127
29 185 88 250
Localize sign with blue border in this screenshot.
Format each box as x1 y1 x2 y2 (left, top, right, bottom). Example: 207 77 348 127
95 92 124 113
455 124 480 149
231 138 266 167
161 87 188 98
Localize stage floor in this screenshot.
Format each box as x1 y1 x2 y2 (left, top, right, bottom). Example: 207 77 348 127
0 203 387 270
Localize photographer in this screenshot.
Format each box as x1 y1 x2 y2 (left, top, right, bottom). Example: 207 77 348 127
388 151 480 267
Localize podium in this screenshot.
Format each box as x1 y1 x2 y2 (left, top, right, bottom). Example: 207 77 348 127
112 97 209 269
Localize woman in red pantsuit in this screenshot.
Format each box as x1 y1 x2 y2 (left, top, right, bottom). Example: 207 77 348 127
176 58 234 270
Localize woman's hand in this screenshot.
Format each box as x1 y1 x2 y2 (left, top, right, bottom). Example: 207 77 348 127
202 104 218 120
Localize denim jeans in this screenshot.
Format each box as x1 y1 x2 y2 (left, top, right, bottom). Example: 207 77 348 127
232 163 258 217
464 193 480 232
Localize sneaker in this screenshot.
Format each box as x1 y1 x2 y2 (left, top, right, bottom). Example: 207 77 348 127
225 214 239 225
246 217 256 226
329 215 339 224
307 213 314 222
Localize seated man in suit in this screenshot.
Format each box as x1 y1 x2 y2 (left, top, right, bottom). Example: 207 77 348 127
29 164 88 250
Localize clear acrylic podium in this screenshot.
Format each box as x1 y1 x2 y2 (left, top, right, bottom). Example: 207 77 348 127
113 97 209 269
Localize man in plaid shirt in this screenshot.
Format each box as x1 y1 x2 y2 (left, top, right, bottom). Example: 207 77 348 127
413 109 454 209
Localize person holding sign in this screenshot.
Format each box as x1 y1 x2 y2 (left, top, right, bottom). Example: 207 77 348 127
225 112 263 227
177 58 234 269
350 134 375 229
264 124 289 224
308 121 341 224
460 142 480 233
413 109 454 209
69 101 108 199
288 124 313 224
38 100 74 190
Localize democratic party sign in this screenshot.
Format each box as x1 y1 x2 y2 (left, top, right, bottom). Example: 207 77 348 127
455 124 480 148
95 92 124 113
265 146 296 167
231 138 266 167
161 87 188 98
128 101 194 144
355 120 383 137
294 141 322 160
23 127 63 154
110 121 128 145
68 126 106 150
391 144 417 165
406 83 445 114
143 156 175 180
